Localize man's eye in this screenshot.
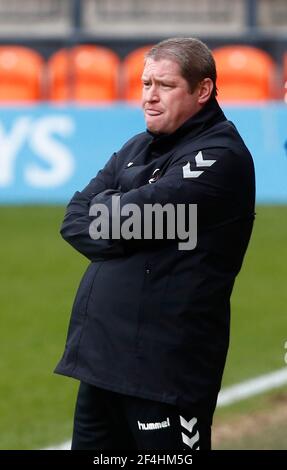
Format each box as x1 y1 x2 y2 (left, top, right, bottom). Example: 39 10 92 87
143 82 150 88
162 84 173 88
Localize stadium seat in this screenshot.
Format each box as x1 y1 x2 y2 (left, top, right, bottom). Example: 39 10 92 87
0 46 44 102
122 46 154 101
47 45 120 102
212 45 276 102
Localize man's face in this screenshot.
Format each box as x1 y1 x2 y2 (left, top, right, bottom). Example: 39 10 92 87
141 58 202 134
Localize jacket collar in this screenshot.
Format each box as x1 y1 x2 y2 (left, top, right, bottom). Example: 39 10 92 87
147 98 227 153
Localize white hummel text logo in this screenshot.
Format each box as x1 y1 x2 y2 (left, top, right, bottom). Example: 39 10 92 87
138 417 170 430
182 151 216 178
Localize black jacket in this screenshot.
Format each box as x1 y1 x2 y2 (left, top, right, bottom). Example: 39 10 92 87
55 99 255 416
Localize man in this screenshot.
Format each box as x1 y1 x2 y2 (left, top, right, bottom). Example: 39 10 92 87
55 38 255 450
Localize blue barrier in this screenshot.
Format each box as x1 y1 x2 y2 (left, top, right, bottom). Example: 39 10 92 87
0 103 286 204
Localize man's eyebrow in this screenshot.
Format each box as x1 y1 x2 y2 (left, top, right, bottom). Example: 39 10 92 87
141 75 176 83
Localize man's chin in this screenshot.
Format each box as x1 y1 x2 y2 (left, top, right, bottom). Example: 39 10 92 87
147 127 161 135
146 121 164 134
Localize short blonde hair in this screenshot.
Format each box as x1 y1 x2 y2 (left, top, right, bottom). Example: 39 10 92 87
146 37 217 98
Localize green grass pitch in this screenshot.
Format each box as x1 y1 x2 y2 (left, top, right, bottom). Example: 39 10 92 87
0 205 286 449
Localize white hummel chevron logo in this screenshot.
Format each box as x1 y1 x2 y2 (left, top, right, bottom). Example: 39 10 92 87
182 151 216 178
180 416 197 432
195 151 216 167
181 430 200 449
180 416 200 450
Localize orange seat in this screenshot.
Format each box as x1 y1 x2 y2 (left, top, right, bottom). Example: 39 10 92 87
47 45 120 102
213 45 276 102
122 46 153 101
0 46 44 102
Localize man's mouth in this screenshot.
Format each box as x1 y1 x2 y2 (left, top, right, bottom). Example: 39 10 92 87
145 109 163 116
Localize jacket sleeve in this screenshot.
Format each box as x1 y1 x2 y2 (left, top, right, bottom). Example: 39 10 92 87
60 152 126 261
61 148 254 259
89 148 252 250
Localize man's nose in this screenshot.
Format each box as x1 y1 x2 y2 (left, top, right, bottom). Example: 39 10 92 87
145 84 159 102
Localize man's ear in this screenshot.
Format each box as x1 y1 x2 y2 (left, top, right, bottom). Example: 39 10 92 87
198 78 214 104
